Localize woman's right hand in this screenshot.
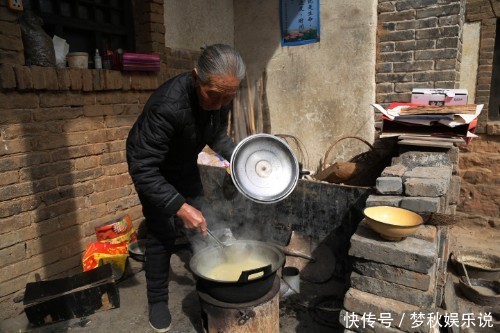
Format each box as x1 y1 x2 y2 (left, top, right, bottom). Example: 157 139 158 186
176 203 207 236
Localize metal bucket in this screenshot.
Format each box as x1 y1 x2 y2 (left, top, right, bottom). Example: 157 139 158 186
230 134 299 204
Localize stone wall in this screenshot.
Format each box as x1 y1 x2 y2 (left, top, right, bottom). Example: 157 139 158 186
376 0 465 104
366 146 460 215
0 0 198 321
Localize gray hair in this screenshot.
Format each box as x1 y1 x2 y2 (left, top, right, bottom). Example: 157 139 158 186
197 44 246 83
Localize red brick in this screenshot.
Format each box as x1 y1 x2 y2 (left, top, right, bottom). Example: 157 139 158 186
0 49 23 65
2 122 64 139
0 64 16 89
0 108 32 125
104 115 137 128
0 152 50 172
32 197 86 223
13 65 33 90
74 156 100 170
83 104 115 117
96 91 140 104
0 34 23 51
31 66 59 90
68 68 83 90
0 243 26 268
25 225 83 257
20 161 72 181
114 104 142 116
39 254 82 281
51 144 106 161
82 70 93 91
32 106 83 121
31 133 77 150
0 196 41 218
39 92 89 107
56 68 71 90
0 182 32 201
106 127 132 141
102 70 123 90
39 183 94 206
90 187 132 205
0 138 31 156
0 170 18 186
0 213 31 235
91 69 104 91
58 168 104 186
103 162 129 176
0 92 38 109
62 117 105 132
100 151 126 165
0 274 28 300
84 129 110 144
106 195 140 214
0 21 21 36
94 174 133 192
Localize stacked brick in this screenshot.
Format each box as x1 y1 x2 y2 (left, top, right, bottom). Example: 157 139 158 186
340 222 446 333
366 148 460 215
376 0 465 104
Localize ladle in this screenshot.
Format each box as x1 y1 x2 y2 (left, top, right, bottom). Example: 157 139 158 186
206 228 228 248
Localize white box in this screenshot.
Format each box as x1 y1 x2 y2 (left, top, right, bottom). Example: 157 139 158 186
410 88 468 106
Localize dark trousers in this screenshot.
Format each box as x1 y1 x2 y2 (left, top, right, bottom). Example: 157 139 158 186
144 197 205 305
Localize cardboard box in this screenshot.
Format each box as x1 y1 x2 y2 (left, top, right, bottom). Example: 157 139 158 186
411 89 468 106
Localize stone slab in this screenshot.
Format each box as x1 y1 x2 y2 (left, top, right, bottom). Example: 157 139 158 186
352 258 433 291
350 272 435 308
349 223 437 274
376 177 403 195
342 288 435 333
400 197 440 213
396 151 452 169
404 178 449 197
403 166 452 181
381 164 407 177
366 195 403 207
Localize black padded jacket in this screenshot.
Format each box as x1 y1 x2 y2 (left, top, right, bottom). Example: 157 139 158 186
126 72 235 223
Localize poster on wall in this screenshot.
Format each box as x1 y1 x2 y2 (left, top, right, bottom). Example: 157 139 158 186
280 0 320 46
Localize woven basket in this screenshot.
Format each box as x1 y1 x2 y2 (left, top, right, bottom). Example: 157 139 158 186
315 136 381 185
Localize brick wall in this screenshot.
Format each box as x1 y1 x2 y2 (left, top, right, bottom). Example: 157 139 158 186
376 0 465 104
0 0 199 321
465 0 498 125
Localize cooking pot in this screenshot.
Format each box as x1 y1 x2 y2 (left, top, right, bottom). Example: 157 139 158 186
189 240 285 303
231 134 299 203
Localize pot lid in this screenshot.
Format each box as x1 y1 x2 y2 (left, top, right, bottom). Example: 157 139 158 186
230 134 299 203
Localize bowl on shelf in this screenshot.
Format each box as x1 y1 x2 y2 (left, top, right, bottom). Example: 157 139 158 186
363 206 423 241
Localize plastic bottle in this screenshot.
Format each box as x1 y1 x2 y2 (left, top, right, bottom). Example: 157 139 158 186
94 49 102 69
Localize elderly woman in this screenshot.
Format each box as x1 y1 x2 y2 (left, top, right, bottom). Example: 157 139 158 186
126 44 246 332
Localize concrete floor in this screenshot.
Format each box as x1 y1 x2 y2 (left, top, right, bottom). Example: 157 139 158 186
0 245 345 333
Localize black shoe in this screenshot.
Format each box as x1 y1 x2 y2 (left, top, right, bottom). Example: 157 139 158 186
148 302 172 332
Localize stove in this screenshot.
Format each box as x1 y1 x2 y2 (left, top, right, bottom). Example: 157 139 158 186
197 276 281 333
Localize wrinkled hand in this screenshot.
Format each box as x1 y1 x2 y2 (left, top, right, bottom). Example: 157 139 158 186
176 203 207 236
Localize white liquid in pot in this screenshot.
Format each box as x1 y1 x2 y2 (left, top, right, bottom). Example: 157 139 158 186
205 258 269 282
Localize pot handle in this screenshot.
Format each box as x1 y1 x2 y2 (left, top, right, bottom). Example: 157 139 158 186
237 264 272 283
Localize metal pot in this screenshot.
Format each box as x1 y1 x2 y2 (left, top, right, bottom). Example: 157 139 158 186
189 240 285 303
230 134 299 204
